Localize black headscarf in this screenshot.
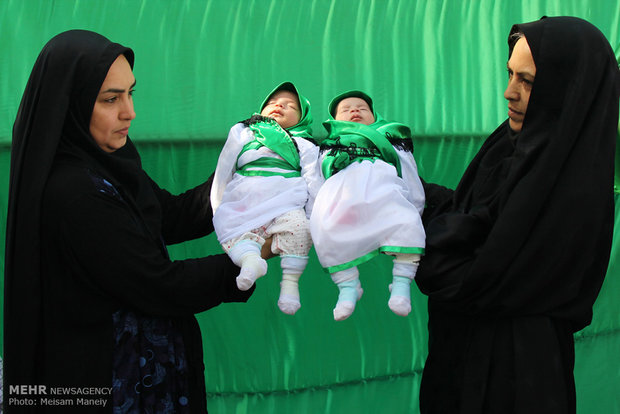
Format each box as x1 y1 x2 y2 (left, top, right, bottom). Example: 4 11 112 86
4 30 159 389
416 17 620 331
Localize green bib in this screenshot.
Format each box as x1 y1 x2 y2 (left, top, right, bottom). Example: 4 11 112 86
237 118 301 177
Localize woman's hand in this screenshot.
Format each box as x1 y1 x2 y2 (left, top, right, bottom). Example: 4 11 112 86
261 237 277 259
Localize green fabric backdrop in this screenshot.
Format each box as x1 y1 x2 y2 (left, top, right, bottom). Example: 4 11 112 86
1 1 619 413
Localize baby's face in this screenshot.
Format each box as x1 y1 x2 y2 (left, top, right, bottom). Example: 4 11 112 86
335 97 375 125
261 90 301 129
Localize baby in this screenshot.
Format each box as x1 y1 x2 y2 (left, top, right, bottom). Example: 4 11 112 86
310 91 425 321
210 82 320 315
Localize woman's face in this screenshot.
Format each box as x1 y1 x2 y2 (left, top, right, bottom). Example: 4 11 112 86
504 37 536 132
335 97 375 125
89 54 136 153
260 90 301 129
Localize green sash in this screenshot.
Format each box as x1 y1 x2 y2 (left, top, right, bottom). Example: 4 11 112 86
237 118 301 177
321 120 401 178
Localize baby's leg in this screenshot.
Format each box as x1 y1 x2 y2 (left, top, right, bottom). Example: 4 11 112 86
224 233 268 291
278 256 308 315
268 209 312 315
387 253 421 316
331 267 363 321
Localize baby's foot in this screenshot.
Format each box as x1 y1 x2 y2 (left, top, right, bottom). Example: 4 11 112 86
278 294 301 315
235 256 267 291
278 273 302 315
388 296 411 316
388 276 412 316
333 280 363 321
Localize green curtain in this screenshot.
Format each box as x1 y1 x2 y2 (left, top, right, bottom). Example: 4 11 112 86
1 1 619 413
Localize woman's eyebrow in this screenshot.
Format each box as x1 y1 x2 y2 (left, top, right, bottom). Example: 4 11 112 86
101 80 137 94
507 63 534 79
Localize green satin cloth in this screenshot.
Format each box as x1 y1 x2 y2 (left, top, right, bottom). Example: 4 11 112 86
2 2 620 413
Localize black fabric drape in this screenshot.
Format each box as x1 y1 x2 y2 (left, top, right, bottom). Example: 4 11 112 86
416 16 620 413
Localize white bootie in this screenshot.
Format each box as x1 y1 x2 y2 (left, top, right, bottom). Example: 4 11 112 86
227 241 268 291
277 256 308 315
388 276 412 316
236 255 268 291
387 257 420 316
278 273 301 315
333 278 363 321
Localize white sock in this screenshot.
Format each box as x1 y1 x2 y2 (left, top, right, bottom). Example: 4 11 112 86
331 267 363 321
227 241 267 291
388 276 413 316
388 258 419 316
277 256 308 315
236 255 268 291
278 273 301 315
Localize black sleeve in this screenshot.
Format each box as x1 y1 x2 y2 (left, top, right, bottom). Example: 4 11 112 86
149 173 216 245
420 177 455 224
56 188 252 317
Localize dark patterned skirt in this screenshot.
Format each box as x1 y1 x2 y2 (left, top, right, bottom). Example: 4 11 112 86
112 310 191 414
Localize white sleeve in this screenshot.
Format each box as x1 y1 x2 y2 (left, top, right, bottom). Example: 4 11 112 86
210 123 249 213
295 137 323 218
397 148 425 215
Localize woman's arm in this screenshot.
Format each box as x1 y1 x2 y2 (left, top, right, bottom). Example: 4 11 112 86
151 124 250 244
419 177 455 223
52 189 252 317
150 174 214 244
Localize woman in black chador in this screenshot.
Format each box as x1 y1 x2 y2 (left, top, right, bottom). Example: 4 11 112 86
4 30 255 413
416 17 620 413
